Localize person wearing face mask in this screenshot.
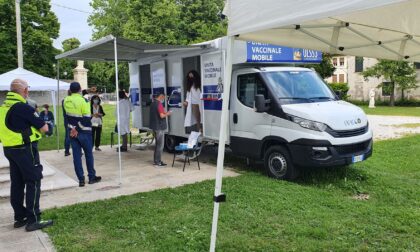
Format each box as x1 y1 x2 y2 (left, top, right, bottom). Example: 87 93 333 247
39 104 54 137
0 79 53 231
90 95 105 151
149 92 172 166
183 70 202 133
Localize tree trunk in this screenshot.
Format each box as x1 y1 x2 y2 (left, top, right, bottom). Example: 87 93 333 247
390 81 395 106
401 88 405 101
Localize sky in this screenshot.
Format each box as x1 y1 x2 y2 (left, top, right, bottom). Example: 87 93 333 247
51 0 94 50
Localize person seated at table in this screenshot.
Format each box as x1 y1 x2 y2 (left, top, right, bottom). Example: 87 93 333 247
39 104 54 136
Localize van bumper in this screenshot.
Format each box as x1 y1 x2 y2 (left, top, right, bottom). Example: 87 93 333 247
288 138 373 167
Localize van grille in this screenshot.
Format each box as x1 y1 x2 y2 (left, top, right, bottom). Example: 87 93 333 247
326 125 368 138
335 140 371 155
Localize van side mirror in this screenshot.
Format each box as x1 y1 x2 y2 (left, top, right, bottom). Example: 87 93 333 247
254 94 270 112
335 91 342 100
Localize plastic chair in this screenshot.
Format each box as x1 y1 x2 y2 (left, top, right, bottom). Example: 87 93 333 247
172 132 203 171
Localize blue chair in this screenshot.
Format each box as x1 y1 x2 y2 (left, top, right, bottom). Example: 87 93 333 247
172 132 202 171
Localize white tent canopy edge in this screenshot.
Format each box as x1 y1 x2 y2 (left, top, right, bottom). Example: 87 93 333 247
210 0 420 251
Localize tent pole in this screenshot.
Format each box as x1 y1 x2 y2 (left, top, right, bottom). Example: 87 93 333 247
56 61 60 152
209 35 234 252
114 37 123 185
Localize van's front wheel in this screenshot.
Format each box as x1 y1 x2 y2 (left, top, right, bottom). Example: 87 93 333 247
164 135 179 153
264 145 298 180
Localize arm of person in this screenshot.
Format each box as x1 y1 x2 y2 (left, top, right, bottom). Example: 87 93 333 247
99 105 105 117
39 123 49 133
24 105 49 133
158 102 171 118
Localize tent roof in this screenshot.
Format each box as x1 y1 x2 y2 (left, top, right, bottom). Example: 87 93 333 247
0 68 69 91
225 0 420 61
56 35 205 61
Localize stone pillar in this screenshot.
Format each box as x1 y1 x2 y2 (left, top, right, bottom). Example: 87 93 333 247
73 60 89 90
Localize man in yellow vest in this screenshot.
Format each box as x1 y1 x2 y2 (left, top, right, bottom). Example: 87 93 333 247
64 82 101 186
0 79 53 231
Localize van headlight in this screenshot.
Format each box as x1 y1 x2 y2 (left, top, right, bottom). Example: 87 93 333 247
288 115 327 132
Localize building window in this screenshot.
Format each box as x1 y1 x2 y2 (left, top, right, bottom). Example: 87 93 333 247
339 74 345 83
339 57 345 67
237 73 267 108
414 62 420 69
332 58 337 67
355 57 364 72
382 82 392 96
332 75 337 83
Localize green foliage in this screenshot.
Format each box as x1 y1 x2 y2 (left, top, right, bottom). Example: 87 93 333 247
87 0 226 92
328 82 349 99
363 60 417 105
57 37 81 79
44 135 420 251
307 53 335 79
0 0 59 76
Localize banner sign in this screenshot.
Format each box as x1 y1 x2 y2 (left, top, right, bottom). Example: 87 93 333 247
129 88 140 106
202 53 224 111
246 42 322 63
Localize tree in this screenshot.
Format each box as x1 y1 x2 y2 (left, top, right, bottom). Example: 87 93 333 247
362 60 417 106
87 0 226 92
307 53 335 79
58 38 81 79
0 0 59 76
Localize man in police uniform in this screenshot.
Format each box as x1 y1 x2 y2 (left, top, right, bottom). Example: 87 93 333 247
0 79 53 231
64 82 101 186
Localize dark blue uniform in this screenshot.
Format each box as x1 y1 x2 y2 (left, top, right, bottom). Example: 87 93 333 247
3 103 45 224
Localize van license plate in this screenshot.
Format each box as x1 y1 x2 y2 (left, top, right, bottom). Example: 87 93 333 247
352 154 364 163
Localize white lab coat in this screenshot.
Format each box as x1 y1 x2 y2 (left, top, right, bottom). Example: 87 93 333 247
116 99 133 135
184 88 203 127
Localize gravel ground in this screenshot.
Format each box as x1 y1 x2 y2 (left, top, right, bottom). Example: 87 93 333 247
368 115 420 140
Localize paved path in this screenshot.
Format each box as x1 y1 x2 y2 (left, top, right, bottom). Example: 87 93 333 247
368 115 420 140
0 146 239 251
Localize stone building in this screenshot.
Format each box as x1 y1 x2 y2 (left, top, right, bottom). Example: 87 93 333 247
325 56 420 101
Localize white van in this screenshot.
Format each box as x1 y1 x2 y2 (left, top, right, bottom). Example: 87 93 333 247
129 37 373 179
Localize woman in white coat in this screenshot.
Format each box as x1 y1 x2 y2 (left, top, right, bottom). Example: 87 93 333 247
116 90 133 152
183 70 203 133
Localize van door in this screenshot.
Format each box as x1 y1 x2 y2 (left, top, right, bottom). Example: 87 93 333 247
166 58 184 137
140 64 151 129
201 51 225 141
230 71 272 158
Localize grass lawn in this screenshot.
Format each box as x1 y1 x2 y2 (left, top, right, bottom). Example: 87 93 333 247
43 135 420 251
38 104 117 151
359 105 420 117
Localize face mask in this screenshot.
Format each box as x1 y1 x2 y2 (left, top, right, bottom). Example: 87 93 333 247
93 99 99 104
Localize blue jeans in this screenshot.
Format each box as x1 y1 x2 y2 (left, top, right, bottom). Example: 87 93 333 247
70 132 96 181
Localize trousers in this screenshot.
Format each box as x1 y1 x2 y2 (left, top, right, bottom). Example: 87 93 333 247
70 132 96 181
4 143 43 224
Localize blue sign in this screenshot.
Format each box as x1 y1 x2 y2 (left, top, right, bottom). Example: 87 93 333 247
246 42 322 63
130 88 139 106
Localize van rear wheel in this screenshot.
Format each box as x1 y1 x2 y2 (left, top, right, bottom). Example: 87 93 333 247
264 145 298 180
164 135 179 153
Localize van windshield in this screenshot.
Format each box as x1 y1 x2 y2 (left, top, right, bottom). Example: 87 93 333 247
262 71 336 104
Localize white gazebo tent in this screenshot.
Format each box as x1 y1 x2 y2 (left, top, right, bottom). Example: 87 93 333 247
55 35 203 185
210 0 420 251
0 67 70 150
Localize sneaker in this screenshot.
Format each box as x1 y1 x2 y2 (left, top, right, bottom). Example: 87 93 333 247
25 220 53 232
64 152 71 156
154 162 167 167
88 176 102 184
95 147 102 151
14 218 27 228
79 180 85 187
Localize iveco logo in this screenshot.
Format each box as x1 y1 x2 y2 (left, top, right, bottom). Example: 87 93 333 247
344 118 362 126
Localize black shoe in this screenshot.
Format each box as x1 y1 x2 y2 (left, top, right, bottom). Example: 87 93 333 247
88 176 102 184
116 147 128 152
79 180 85 187
25 220 53 232
64 152 71 156
14 218 27 228
154 162 167 167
